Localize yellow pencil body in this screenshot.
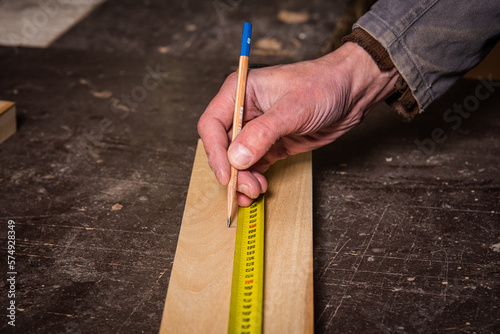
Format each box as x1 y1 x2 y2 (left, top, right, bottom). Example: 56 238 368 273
228 22 252 227
227 55 249 226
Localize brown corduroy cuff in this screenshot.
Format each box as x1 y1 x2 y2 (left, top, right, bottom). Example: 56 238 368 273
342 28 420 119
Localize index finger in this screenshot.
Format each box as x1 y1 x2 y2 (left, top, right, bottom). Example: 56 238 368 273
197 73 238 185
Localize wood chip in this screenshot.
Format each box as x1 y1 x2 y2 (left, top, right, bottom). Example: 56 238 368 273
91 90 113 99
277 10 309 24
255 37 282 51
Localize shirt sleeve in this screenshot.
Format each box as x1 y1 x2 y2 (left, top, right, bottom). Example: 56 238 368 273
354 0 500 113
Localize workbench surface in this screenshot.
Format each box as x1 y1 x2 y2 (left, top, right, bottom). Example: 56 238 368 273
0 1 499 332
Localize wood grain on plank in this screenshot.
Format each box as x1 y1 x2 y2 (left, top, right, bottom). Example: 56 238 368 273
263 147 314 334
0 101 16 145
160 139 313 333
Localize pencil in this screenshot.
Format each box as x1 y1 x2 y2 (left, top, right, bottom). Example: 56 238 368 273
228 22 252 227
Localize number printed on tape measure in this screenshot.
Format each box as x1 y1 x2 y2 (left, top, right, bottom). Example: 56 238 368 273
228 196 264 334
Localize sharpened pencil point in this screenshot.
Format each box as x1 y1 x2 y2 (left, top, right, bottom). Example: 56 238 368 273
227 217 231 228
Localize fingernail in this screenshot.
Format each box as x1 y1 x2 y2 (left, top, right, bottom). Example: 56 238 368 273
229 143 253 167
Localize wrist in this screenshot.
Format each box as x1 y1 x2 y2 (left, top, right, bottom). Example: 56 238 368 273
347 42 399 109
320 42 399 118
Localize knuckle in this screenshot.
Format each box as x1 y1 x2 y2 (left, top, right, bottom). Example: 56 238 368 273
251 120 276 144
196 115 207 136
224 72 238 86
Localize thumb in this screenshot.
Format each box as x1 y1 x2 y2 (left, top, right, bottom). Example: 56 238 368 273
228 103 295 169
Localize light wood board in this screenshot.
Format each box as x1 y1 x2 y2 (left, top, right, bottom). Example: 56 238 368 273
160 139 313 333
0 0 105 48
0 100 16 145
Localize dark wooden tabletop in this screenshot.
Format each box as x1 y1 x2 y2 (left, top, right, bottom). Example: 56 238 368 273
0 0 499 332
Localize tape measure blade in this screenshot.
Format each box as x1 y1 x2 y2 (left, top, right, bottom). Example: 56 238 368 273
228 195 264 334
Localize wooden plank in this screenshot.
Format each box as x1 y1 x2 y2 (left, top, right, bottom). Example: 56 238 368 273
160 139 235 333
263 148 314 334
0 100 16 145
0 0 106 48
160 139 313 333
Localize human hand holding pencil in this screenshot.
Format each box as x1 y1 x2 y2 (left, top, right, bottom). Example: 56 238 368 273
199 38 399 209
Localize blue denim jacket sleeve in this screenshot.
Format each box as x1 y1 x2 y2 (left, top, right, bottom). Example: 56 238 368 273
355 0 500 112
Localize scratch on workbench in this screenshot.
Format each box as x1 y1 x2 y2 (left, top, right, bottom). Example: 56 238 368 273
441 249 449 302
17 240 173 261
117 268 169 333
404 242 416 263
408 205 499 215
317 239 350 282
324 205 390 329
33 310 115 321
13 220 179 237
58 228 80 258
16 251 170 270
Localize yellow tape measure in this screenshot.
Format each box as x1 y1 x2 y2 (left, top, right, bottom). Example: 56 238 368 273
228 195 265 334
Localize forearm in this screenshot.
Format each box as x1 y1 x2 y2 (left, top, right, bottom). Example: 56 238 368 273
355 0 500 112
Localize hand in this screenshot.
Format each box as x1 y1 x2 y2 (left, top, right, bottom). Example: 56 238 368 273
198 42 398 206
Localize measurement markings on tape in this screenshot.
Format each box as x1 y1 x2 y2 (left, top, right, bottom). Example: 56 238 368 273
228 195 265 334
